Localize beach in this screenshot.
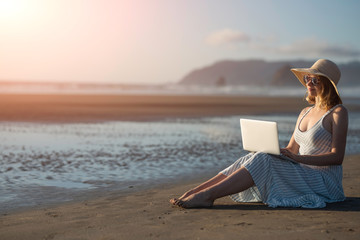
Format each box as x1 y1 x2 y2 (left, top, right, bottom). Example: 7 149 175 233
0 94 359 240
0 94 311 122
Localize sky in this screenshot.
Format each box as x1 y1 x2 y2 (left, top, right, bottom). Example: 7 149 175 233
0 0 359 84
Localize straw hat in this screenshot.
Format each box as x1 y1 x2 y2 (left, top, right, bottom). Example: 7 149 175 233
291 59 341 97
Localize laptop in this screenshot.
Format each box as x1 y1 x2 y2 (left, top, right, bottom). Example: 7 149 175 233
240 118 281 155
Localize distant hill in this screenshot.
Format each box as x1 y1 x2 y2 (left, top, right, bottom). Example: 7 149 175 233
178 59 360 87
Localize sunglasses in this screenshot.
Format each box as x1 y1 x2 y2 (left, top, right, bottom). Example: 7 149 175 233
303 75 320 86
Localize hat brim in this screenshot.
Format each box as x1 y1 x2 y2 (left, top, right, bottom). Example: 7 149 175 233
291 68 340 97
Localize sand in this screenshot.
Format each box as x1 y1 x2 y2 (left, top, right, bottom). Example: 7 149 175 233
0 94 359 239
0 94 310 122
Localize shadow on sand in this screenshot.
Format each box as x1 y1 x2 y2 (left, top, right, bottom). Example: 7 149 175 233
211 197 360 212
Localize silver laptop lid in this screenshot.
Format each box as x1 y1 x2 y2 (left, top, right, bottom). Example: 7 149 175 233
240 118 280 155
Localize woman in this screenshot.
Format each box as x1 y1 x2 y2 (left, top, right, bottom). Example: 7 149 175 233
170 59 348 209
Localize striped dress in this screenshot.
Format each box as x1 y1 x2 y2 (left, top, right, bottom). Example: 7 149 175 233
219 105 345 208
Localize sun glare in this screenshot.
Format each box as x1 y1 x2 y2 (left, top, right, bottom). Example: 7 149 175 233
0 0 25 19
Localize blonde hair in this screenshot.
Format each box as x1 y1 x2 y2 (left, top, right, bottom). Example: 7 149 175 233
305 76 342 110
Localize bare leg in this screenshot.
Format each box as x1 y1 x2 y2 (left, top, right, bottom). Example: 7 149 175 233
170 173 227 205
177 167 254 208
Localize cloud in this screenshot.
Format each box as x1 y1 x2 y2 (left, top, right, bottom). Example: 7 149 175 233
274 38 360 58
205 29 250 46
205 29 360 59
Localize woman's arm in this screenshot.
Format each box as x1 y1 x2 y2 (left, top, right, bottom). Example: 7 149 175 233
281 106 348 166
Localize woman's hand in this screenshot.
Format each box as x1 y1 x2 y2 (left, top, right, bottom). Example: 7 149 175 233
280 148 298 162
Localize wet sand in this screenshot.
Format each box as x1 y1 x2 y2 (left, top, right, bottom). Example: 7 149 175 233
1 94 359 123
0 94 310 122
0 94 359 239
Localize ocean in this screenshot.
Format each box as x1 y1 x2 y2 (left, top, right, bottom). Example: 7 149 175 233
1 112 360 213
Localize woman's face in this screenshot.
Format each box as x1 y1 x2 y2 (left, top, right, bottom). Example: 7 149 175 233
305 74 322 97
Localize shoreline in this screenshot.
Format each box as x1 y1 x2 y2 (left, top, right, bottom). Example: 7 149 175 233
1 93 358 123
1 154 359 239
0 94 321 123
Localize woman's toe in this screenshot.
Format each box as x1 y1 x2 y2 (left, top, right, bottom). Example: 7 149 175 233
170 198 178 205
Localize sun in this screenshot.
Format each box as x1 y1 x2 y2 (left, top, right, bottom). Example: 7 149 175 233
0 0 26 20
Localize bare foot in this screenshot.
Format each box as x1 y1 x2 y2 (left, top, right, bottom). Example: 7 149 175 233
169 198 179 205
177 191 214 208
169 189 196 206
